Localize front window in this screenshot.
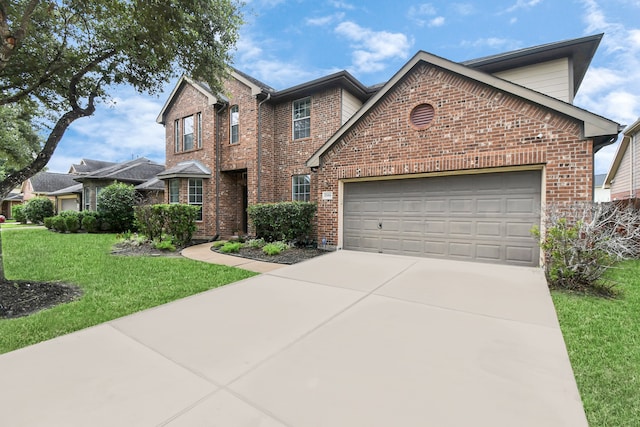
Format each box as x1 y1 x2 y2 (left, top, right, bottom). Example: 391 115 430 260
169 179 179 203
183 116 194 151
293 98 310 140
188 178 203 221
174 119 180 152
84 187 90 211
292 174 311 201
230 105 239 144
197 112 202 148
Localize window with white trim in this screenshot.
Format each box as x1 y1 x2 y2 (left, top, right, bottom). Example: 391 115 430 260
292 174 311 201
230 105 239 144
174 119 180 152
84 187 90 211
183 115 194 151
188 178 203 221
169 179 179 203
293 97 310 140
197 112 202 148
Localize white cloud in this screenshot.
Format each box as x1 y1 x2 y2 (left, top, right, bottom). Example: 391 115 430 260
461 37 521 51
408 3 440 27
503 0 542 13
329 0 355 10
306 13 345 27
451 3 475 15
575 0 640 174
428 17 445 27
335 21 411 73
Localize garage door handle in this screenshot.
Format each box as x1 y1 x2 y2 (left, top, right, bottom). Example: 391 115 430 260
378 222 382 229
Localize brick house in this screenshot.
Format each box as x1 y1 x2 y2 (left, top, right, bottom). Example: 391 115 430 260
157 34 621 266
604 117 640 201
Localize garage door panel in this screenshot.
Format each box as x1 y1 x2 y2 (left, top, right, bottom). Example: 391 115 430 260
476 221 502 237
343 170 541 266
449 221 473 236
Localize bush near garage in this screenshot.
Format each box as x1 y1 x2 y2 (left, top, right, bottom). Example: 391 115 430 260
247 201 316 245
24 197 54 224
533 201 640 294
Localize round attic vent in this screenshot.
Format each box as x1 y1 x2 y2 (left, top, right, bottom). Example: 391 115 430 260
409 103 435 129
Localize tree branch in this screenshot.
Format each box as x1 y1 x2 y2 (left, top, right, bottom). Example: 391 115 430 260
0 0 40 71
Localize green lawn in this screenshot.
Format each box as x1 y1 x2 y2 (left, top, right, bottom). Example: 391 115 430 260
0 228 256 354
552 260 640 426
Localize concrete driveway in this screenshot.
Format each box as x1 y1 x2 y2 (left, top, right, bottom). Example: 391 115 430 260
0 251 587 426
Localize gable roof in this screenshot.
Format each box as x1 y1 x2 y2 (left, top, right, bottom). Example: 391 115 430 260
28 172 79 194
48 183 83 196
307 49 622 168
462 33 603 99
604 117 640 188
74 157 165 184
156 75 224 125
69 159 117 174
135 177 165 191
157 160 212 180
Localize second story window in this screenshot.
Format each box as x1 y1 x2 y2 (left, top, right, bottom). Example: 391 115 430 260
293 97 310 140
174 120 180 152
183 115 194 151
230 105 239 144
197 112 202 148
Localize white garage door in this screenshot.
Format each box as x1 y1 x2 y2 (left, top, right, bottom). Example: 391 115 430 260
343 170 541 266
61 198 78 211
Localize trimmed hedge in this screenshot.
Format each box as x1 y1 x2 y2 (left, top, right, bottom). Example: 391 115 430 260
247 201 316 245
24 197 54 224
97 183 136 232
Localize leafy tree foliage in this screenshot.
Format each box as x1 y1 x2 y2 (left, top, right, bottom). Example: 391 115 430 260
0 101 42 181
97 182 136 232
23 196 53 223
0 0 243 199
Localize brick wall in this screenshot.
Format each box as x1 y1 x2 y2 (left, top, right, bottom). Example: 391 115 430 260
315 63 593 246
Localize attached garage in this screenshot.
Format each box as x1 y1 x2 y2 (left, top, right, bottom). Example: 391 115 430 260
342 170 541 266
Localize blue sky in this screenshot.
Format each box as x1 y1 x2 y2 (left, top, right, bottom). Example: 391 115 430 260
50 0 640 176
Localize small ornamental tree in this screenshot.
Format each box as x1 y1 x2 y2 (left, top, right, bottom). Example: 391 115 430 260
24 197 54 224
97 183 136 232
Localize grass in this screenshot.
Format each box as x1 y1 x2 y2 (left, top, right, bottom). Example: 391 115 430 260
0 228 256 354
0 221 41 229
552 260 640 426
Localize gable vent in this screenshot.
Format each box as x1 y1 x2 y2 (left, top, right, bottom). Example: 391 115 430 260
410 103 435 129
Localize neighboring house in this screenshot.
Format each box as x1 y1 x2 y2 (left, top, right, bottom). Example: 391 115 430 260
1 191 22 219
593 173 610 202
68 158 117 175
604 117 640 201
22 172 79 206
73 157 165 211
157 33 621 266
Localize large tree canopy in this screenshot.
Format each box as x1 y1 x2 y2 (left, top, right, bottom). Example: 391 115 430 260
0 0 242 198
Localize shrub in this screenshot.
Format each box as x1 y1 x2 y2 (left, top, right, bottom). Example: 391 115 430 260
51 215 67 233
262 241 288 256
246 238 266 249
12 204 26 223
43 217 54 229
97 183 136 232
533 202 640 294
220 242 242 253
247 201 316 245
62 211 81 233
154 238 176 252
133 204 199 247
81 212 100 233
24 197 54 224
212 240 227 248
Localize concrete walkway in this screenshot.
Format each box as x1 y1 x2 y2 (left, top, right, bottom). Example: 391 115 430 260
0 248 588 426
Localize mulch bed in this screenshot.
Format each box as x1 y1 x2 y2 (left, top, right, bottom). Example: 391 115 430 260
210 245 329 264
0 279 83 319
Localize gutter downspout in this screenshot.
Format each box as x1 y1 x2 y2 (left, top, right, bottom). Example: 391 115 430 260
216 102 229 236
257 93 271 204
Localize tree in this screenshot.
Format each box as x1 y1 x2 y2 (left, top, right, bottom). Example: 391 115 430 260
0 0 242 200
97 182 136 232
0 101 42 181
0 0 242 281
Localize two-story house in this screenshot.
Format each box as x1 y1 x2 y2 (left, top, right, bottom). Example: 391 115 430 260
157 33 621 266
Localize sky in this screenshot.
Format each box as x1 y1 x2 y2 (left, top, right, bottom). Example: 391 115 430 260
48 0 640 176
